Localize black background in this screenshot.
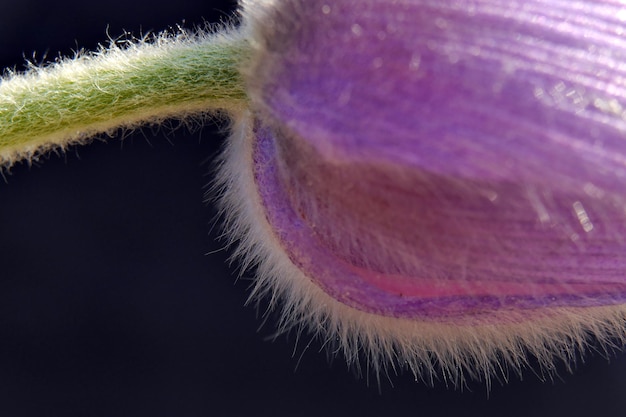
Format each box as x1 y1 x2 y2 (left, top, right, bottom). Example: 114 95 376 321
1 1 626 416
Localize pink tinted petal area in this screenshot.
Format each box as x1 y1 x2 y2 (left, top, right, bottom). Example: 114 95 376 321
242 0 626 325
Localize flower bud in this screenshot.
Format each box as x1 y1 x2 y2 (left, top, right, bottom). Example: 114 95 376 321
220 0 626 380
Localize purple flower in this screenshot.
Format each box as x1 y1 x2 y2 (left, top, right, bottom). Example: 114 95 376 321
217 0 626 379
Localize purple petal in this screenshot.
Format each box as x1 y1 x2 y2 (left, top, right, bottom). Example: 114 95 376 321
238 0 626 326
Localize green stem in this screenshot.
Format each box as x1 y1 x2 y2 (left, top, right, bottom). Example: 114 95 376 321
0 30 249 166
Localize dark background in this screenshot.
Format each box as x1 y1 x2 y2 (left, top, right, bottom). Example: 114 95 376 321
1 1 625 416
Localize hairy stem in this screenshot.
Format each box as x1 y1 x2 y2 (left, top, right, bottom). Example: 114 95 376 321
0 29 249 166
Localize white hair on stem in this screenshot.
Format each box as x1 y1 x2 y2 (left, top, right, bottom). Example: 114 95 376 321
0 23 248 168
